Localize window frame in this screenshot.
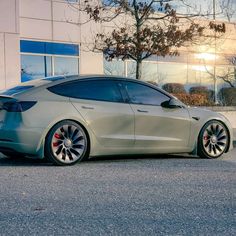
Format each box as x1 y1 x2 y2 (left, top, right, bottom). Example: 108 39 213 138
20 40 80 82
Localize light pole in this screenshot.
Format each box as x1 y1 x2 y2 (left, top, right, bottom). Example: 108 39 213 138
213 0 218 104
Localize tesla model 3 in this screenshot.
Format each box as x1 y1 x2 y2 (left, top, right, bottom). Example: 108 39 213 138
0 75 233 165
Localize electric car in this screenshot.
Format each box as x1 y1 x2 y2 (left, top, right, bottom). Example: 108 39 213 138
0 75 233 165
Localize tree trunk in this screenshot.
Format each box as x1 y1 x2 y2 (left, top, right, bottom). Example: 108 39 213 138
136 60 142 80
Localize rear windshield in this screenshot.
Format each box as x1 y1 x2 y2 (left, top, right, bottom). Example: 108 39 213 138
43 75 78 81
43 76 65 81
0 86 34 96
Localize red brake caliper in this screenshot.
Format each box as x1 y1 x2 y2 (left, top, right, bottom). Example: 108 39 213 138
53 133 61 147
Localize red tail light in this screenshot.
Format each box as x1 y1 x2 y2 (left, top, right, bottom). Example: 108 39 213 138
2 101 37 112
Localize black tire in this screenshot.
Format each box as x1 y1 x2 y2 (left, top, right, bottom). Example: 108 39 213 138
198 120 229 159
45 120 89 166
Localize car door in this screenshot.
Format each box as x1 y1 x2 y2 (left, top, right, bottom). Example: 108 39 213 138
68 79 135 147
122 81 191 152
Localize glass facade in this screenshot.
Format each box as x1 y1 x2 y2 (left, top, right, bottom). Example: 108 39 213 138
103 0 236 106
104 49 236 106
20 40 79 82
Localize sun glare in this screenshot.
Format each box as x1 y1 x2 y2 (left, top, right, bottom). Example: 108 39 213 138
191 65 213 72
195 53 218 61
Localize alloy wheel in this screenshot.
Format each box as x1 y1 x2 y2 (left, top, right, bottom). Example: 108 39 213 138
202 122 228 158
51 124 87 164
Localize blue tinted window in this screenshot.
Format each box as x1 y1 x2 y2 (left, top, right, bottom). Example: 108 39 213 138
20 40 79 56
123 82 169 106
21 55 52 82
48 80 123 103
54 57 79 75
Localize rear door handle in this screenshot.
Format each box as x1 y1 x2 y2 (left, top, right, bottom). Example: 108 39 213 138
81 106 94 110
137 109 148 113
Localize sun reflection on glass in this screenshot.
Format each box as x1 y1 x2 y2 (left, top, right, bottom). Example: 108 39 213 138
195 53 218 61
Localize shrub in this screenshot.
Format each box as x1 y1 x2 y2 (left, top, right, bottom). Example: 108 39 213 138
173 93 211 106
218 87 236 106
189 86 208 94
189 86 214 103
162 83 186 94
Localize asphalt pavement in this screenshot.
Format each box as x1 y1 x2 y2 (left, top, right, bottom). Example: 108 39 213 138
0 149 235 236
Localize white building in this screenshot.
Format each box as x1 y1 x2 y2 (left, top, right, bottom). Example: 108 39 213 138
0 0 104 90
0 0 236 94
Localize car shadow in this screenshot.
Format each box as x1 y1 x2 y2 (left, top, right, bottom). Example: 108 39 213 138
0 153 200 167
0 155 52 167
88 153 199 163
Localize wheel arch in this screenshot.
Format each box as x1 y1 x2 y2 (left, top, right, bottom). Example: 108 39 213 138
35 118 92 159
197 118 231 156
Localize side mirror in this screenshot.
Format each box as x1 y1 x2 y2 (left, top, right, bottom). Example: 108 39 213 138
161 98 184 109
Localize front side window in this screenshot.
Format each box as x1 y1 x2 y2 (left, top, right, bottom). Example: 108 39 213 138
48 79 123 103
123 81 169 106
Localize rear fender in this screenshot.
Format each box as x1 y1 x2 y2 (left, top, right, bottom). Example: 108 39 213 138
35 116 92 159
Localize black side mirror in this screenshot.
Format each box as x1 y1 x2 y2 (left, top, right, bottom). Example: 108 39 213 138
161 98 184 109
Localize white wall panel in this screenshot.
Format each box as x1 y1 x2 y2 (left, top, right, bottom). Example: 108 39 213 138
53 21 80 42
20 0 52 20
0 34 5 90
20 18 52 40
80 12 101 44
5 34 21 88
80 48 103 75
53 1 80 23
0 0 18 33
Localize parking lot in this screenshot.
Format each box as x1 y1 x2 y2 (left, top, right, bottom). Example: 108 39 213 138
0 149 235 235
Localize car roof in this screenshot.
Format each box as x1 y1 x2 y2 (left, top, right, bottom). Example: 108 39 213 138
44 75 172 98
3 74 173 99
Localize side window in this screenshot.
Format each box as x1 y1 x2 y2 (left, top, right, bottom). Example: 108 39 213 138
48 79 124 103
123 82 169 106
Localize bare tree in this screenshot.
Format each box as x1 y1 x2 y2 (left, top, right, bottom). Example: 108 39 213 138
200 0 236 88
219 0 236 23
203 56 236 88
70 0 226 80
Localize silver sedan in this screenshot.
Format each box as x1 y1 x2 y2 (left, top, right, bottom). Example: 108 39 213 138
0 75 233 165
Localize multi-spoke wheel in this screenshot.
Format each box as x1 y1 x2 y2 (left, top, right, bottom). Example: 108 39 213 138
198 120 229 159
45 120 89 165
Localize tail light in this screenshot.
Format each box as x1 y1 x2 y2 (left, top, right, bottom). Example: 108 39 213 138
2 101 37 112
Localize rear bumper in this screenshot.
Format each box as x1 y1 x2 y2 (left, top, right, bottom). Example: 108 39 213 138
0 126 44 157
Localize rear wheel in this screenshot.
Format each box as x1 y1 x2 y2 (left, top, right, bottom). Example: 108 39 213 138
45 120 89 166
198 120 229 159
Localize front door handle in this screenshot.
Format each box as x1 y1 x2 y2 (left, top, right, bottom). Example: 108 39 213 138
137 109 148 113
81 106 94 110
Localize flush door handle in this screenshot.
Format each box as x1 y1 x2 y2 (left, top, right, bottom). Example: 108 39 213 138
137 109 148 113
81 106 94 110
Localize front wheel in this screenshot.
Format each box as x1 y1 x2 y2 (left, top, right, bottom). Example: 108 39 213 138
198 120 229 159
45 120 89 166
